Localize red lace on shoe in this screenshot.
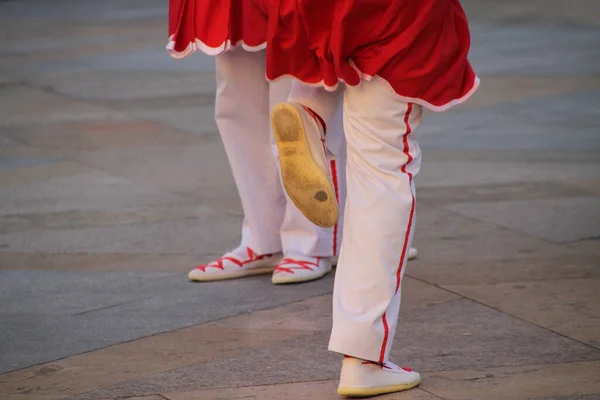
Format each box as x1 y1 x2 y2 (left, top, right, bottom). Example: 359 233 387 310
195 247 273 272
272 257 321 275
301 105 328 154
301 105 327 134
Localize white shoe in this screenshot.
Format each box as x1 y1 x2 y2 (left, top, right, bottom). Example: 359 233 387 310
331 247 418 267
338 357 421 397
271 254 333 284
189 246 282 282
408 246 418 260
271 102 339 228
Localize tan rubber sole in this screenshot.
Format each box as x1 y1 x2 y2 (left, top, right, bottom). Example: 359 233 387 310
337 378 420 397
188 266 275 282
271 103 338 228
271 265 332 285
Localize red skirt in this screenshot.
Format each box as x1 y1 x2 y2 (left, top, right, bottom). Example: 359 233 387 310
261 0 479 111
167 0 267 58
167 0 479 111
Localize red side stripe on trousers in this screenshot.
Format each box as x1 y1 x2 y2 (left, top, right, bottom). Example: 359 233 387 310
330 159 339 256
379 103 415 364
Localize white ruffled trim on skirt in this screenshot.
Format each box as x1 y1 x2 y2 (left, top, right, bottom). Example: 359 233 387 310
166 35 267 59
267 73 480 113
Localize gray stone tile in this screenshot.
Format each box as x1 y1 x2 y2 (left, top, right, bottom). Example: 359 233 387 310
445 197 600 243
31 48 215 74
131 107 218 136
0 171 188 216
419 91 600 151
416 159 600 189
393 299 600 372
8 120 202 151
0 159 94 190
0 252 201 274
165 385 438 400
460 75 600 110
421 361 600 400
461 0 600 27
0 213 241 254
468 23 600 75
209 277 459 332
566 238 600 256
408 255 600 286
0 85 124 127
0 252 132 271
422 149 600 164
69 299 600 399
445 278 600 348
538 395 600 400
74 141 240 207
411 206 575 263
0 0 165 21
69 331 338 399
418 181 596 207
0 205 217 235
0 269 335 374
29 71 216 101
0 134 21 148
0 156 63 170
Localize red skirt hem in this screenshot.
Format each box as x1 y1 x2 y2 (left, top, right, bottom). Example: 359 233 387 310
166 35 266 59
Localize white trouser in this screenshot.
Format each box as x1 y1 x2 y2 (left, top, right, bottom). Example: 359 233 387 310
215 48 346 257
290 79 422 363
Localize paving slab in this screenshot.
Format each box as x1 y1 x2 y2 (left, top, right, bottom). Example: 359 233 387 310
445 197 600 243
411 206 577 263
420 148 600 164
408 254 600 286
421 361 600 400
163 382 438 400
208 278 459 332
0 160 91 190
460 0 600 27
0 253 132 271
131 106 219 137
0 0 165 21
27 71 217 101
566 239 600 256
416 158 600 189
0 269 335 374
66 297 600 399
0 170 188 217
445 278 600 348
458 75 600 109
0 324 315 399
392 299 600 373
8 120 202 151
0 205 223 235
468 23 600 75
0 85 124 127
420 91 600 151
417 181 597 207
0 253 202 273
74 140 240 207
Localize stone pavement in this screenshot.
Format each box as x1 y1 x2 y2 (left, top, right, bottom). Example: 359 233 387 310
0 0 599 399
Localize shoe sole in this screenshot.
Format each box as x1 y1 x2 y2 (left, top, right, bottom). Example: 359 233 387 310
189 266 276 282
408 247 418 260
271 103 338 228
337 378 420 397
271 265 332 285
